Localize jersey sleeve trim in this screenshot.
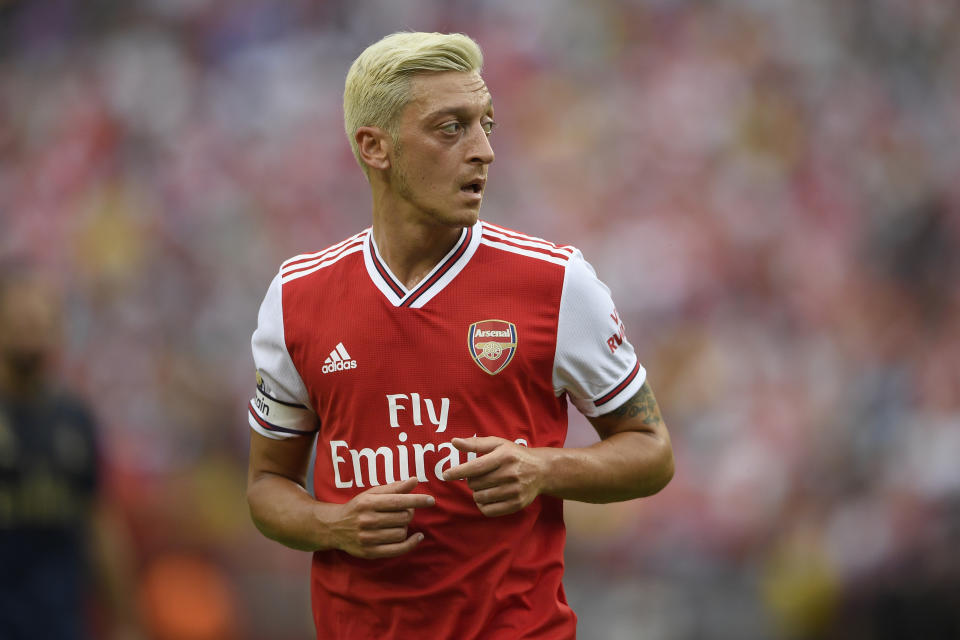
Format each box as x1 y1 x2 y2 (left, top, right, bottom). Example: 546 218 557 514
594 360 641 407
572 361 647 418
593 360 644 409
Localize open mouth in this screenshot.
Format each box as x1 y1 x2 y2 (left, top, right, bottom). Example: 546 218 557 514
461 180 484 194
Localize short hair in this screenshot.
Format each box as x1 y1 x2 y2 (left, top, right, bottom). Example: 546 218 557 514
344 32 484 175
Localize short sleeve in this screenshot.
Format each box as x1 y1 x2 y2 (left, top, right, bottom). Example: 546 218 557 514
248 273 318 440
553 250 646 417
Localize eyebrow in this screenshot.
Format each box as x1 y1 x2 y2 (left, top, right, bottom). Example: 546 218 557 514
423 99 494 122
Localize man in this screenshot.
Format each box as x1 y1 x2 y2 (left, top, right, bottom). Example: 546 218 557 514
246 32 674 639
0 267 140 639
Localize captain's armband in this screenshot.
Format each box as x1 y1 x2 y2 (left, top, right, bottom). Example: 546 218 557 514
248 370 317 439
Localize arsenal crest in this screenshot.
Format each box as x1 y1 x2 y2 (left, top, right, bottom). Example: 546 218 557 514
468 319 518 375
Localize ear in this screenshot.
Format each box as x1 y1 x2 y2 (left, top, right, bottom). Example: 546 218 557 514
355 127 391 171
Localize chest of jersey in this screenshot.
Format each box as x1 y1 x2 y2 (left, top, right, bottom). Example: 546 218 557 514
281 247 568 498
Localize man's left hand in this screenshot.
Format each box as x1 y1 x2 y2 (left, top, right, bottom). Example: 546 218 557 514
443 437 548 517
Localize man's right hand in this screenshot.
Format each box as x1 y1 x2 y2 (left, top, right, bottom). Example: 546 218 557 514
328 477 435 559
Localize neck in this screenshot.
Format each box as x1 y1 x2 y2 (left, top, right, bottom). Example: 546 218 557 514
372 218 465 290
370 186 469 290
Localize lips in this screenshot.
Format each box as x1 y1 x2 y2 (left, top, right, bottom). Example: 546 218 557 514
460 178 486 194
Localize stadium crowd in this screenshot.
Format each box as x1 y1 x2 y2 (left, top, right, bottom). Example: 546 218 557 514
2 0 958 638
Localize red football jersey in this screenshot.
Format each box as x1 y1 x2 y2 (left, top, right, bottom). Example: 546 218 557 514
249 220 645 639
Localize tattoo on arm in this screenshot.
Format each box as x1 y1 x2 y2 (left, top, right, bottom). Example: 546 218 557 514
607 381 664 425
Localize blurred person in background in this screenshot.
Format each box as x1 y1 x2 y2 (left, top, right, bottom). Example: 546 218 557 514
246 31 673 639
0 264 141 640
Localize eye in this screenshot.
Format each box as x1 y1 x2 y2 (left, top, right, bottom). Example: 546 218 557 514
439 122 463 135
481 120 496 136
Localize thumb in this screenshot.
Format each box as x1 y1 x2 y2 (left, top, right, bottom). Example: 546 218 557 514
451 436 506 455
364 476 419 495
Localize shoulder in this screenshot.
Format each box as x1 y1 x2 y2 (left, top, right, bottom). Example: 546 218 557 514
254 229 369 327
277 229 370 287
478 220 579 268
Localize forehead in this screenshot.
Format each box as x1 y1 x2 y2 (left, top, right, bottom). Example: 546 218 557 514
405 71 492 118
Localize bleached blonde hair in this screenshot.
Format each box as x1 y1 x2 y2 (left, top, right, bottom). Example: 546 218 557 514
344 32 484 175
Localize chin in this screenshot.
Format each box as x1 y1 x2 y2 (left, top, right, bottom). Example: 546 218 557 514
460 210 480 226
435 208 479 229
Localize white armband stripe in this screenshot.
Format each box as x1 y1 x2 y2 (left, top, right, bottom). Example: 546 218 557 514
249 387 317 434
248 410 309 440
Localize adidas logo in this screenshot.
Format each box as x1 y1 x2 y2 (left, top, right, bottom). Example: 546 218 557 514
322 342 358 374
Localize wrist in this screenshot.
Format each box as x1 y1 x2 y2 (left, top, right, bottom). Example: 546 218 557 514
310 502 342 551
533 447 565 498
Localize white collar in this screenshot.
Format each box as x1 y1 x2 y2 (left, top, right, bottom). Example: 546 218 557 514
363 221 483 308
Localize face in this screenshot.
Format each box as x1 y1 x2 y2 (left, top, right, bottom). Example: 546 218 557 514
0 278 61 380
388 71 495 228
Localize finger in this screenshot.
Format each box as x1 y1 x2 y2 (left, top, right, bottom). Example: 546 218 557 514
364 476 419 495
367 532 425 559
450 436 508 455
477 501 523 518
361 510 413 529
359 527 409 546
359 478 435 510
472 484 519 506
369 493 436 511
444 457 501 482
465 470 504 492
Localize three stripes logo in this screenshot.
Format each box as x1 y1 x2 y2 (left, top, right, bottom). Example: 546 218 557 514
322 342 357 374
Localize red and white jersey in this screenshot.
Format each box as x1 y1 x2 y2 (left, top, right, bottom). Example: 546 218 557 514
249 220 645 640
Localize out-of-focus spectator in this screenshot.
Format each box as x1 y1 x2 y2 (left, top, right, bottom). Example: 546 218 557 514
0 265 141 639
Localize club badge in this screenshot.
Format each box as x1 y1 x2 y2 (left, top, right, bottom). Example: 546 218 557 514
468 319 518 375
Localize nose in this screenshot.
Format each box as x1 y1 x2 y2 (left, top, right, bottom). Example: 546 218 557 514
468 123 494 166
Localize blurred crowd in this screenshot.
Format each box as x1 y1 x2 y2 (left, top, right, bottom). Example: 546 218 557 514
2 0 958 638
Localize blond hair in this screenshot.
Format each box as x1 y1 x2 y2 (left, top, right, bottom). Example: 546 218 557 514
344 32 484 174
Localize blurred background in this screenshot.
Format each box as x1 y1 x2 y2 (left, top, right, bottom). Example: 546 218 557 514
2 0 959 638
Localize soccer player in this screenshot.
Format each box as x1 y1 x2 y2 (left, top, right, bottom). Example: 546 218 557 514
246 32 674 639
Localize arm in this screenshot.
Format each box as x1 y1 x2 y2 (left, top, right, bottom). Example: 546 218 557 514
247 431 435 557
444 381 673 516
247 273 435 557
545 380 673 502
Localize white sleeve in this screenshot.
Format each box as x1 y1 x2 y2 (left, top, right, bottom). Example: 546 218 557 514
248 272 318 440
553 250 646 417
